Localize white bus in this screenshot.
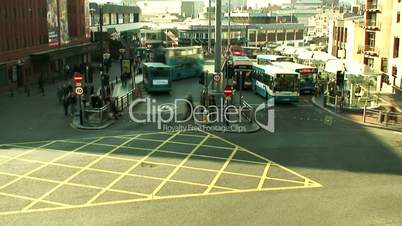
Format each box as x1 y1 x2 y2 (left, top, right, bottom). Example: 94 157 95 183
230 56 254 89
252 64 300 103
272 62 319 94
256 55 294 65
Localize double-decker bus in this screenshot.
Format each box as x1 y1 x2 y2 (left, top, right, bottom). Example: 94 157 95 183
256 55 294 65
164 46 204 80
142 63 172 93
272 62 318 94
252 64 300 103
229 56 254 90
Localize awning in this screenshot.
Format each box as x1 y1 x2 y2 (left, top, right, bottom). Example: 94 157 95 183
30 43 96 61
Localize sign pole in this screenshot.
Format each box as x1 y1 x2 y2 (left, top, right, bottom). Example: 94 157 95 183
79 95 83 125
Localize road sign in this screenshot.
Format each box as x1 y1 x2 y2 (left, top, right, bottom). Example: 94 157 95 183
213 73 221 82
73 72 83 83
224 85 233 97
75 87 83 96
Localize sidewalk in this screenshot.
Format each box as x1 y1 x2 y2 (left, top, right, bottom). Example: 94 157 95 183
379 91 402 111
312 95 402 132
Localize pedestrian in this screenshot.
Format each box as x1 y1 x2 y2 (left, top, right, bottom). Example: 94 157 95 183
38 76 45 96
63 94 69 116
69 93 77 116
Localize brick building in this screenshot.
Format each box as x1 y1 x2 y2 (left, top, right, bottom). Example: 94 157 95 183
0 0 95 91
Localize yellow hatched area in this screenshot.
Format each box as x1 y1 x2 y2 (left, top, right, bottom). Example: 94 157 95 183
0 130 321 216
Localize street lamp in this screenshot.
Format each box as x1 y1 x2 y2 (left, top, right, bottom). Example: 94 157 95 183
90 4 104 72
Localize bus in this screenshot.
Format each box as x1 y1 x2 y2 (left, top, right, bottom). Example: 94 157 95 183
243 47 265 59
142 63 172 93
272 62 318 94
256 55 294 65
230 56 254 90
252 64 300 103
229 45 244 56
164 46 204 80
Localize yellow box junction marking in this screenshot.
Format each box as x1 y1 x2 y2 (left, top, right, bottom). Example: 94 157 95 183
0 130 322 216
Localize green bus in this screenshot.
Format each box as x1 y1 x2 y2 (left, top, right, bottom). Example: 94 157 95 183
164 46 204 80
142 63 172 93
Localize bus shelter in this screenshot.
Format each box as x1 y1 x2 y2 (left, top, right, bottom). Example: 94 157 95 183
323 59 381 110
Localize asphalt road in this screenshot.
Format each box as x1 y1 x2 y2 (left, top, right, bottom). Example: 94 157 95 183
0 66 402 225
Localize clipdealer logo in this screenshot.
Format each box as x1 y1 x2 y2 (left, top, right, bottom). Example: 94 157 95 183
128 97 275 133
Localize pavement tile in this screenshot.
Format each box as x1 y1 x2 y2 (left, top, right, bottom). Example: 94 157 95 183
130 163 175 178
170 135 206 145
262 178 304 189
0 146 33 157
91 157 137 173
195 146 233 159
159 142 196 154
232 150 267 163
215 173 260 190
92 191 146 203
44 141 88 152
75 144 115 155
29 202 64 210
224 161 266 177
266 165 305 183
137 133 173 141
156 181 206 196
70 170 120 188
203 138 236 149
95 137 131 146
111 147 153 160
54 153 99 167
171 167 216 185
19 149 68 162
183 155 226 170
0 174 19 187
28 165 79 181
0 194 32 212
0 178 58 199
45 184 101 205
111 175 162 194
0 159 44 175
125 139 163 149
146 151 187 165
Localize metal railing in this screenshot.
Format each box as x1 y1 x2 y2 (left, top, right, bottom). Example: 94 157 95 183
113 89 136 112
365 20 381 29
363 106 402 128
358 45 380 56
84 103 111 124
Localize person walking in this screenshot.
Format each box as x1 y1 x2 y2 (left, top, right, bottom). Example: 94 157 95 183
63 94 70 116
38 76 45 96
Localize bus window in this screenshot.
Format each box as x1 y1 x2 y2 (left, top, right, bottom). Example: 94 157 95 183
274 74 299 92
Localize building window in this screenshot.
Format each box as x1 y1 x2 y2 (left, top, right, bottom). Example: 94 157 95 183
397 12 401 23
381 58 388 73
394 37 400 58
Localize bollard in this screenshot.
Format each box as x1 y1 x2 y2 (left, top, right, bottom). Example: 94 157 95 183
121 96 124 110
378 111 382 124
10 87 13 97
362 105 367 123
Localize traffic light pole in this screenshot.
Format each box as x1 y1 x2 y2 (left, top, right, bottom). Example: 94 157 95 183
99 5 104 72
214 0 222 73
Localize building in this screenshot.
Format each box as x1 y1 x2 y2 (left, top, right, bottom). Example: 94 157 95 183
89 2 141 59
0 0 94 92
389 0 402 92
181 0 205 18
89 3 141 27
327 0 402 93
328 14 364 61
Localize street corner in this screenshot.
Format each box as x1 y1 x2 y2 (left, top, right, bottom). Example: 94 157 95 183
0 130 321 216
